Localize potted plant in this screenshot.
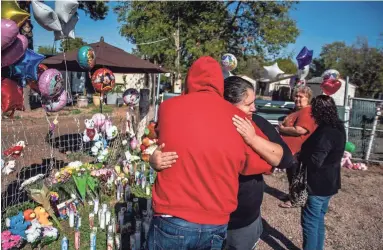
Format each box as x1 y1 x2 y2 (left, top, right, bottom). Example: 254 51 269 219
107 84 125 105
93 92 101 106
77 88 88 108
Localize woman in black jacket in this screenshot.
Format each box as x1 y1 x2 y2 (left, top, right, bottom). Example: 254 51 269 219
299 95 346 250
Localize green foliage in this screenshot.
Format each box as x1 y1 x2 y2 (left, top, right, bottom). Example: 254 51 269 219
114 1 299 71
274 58 298 74
59 37 87 52
315 37 383 97
37 45 57 55
78 1 109 20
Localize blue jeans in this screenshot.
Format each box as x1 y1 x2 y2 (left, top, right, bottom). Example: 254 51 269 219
301 195 332 250
146 216 227 250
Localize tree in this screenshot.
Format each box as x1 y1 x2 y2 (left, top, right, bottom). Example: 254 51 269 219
317 38 383 97
59 37 87 52
37 45 57 55
114 1 299 73
274 58 297 74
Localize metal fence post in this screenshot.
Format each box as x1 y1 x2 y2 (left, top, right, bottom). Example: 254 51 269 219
343 76 350 142
154 74 161 122
365 104 381 160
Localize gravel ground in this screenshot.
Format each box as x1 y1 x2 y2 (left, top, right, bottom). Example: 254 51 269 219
258 166 383 250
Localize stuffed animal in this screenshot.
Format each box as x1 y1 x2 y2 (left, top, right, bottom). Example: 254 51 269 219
146 121 157 139
23 209 36 221
83 119 100 142
3 141 25 158
341 151 368 170
34 207 52 226
2 160 15 175
5 212 31 238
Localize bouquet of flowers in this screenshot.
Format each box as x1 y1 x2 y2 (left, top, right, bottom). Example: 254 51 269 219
1 231 23 250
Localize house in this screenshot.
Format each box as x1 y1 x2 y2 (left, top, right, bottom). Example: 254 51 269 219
306 77 356 106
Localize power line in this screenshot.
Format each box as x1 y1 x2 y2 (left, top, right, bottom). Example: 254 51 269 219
133 38 169 46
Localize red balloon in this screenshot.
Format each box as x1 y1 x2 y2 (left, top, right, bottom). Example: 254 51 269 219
1 78 24 115
27 63 48 93
320 79 341 96
91 68 115 93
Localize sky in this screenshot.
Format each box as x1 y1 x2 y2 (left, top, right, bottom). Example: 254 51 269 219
32 1 383 59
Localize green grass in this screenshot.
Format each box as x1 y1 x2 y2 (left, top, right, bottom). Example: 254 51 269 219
70 109 82 115
90 105 114 114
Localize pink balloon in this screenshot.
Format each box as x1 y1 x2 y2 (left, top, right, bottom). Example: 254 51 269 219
320 79 341 96
1 19 19 51
1 34 28 67
92 113 106 128
38 69 64 99
43 90 67 112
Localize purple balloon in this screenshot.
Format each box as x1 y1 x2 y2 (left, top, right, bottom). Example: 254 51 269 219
296 46 313 70
1 19 19 51
39 69 64 99
1 34 28 68
43 90 67 112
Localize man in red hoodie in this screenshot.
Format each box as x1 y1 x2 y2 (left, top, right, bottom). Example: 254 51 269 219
146 56 271 250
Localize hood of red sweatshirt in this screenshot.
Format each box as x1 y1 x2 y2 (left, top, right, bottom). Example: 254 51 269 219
185 56 224 97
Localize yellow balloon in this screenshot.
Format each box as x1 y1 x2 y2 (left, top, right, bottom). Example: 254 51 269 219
1 1 30 27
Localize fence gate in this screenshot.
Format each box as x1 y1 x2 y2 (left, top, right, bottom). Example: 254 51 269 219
347 97 383 161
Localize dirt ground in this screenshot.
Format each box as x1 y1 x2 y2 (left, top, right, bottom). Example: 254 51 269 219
2 107 383 250
258 166 383 250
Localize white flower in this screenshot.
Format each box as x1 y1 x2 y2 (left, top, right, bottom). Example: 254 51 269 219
68 161 83 168
20 174 45 190
122 140 128 146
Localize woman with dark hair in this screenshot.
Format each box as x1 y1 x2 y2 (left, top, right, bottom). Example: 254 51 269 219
300 95 346 250
150 76 293 249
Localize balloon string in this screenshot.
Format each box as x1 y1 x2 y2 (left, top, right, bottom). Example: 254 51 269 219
61 43 73 107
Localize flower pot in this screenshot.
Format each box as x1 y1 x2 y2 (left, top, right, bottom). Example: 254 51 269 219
93 95 101 106
77 96 88 108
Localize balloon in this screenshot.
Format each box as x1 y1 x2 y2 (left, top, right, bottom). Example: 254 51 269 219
345 141 356 153
92 113 106 128
1 78 24 114
1 19 19 51
322 69 340 81
55 0 79 23
123 88 140 106
221 53 238 72
91 68 115 93
42 90 67 112
77 45 96 70
297 64 310 80
39 69 65 99
1 1 30 27
10 49 45 87
320 79 341 96
27 64 48 93
54 14 78 41
31 1 62 32
263 62 285 80
1 34 28 68
296 46 313 70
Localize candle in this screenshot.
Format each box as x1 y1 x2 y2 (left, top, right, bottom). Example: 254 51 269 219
90 228 97 250
115 234 121 250
89 213 94 229
61 236 68 250
130 234 135 250
111 217 116 233
74 230 80 250
141 176 146 190
100 209 106 230
124 185 131 202
135 231 141 250
105 210 111 226
146 198 152 212
145 185 150 196
93 199 99 214
69 210 75 228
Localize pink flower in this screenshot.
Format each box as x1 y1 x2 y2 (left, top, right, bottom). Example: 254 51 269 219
1 231 11 237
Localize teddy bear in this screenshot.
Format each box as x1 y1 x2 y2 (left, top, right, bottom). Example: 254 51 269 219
34 207 52 226
5 212 31 238
83 119 100 142
23 209 36 222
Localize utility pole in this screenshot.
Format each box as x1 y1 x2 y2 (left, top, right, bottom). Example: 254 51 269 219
173 14 182 93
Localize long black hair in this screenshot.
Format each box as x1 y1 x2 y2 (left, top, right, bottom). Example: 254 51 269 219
224 76 254 104
311 95 344 129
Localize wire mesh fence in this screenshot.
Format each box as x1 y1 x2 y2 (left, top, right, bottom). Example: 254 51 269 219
1 112 128 214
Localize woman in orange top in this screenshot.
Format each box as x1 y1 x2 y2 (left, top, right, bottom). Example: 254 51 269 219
279 85 317 208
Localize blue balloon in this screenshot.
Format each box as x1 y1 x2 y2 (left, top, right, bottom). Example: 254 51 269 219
10 49 45 87
296 46 313 70
77 45 96 70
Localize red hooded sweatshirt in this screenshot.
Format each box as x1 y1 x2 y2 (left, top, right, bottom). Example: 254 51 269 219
152 56 272 225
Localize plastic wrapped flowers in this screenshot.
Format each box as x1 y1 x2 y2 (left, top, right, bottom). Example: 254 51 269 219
1 231 23 250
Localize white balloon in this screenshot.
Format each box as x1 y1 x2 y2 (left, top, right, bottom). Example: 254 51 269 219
32 1 62 32
55 0 79 23
263 63 285 80
297 64 310 80
54 14 78 41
